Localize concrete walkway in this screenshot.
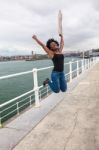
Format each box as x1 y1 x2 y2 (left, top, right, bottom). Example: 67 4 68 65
13 63 99 150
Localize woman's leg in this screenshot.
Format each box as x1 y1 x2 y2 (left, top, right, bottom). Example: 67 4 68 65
48 71 60 93
59 72 67 92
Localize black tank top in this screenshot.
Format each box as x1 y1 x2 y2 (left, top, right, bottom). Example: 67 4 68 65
52 54 64 72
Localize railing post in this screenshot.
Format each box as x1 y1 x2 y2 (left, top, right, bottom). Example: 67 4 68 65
30 96 32 107
69 61 72 82
93 58 94 64
39 91 41 101
33 68 40 107
82 59 84 72
84 59 87 70
86 59 88 69
92 57 94 65
90 58 91 67
88 59 90 69
89 58 90 68
90 58 92 66
47 86 49 96
0 111 2 128
17 102 19 115
77 60 79 77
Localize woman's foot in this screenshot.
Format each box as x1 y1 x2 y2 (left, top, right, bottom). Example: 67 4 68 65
43 78 49 86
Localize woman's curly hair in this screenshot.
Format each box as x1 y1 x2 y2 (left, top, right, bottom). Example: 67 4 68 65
46 38 59 50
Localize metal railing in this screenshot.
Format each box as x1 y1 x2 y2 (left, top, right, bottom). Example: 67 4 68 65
0 57 98 127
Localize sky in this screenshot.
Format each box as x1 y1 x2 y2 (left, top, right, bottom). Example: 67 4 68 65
0 0 99 56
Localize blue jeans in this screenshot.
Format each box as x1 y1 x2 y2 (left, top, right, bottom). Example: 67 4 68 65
48 71 67 93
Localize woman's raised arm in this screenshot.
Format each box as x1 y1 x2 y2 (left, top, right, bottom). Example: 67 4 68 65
32 35 53 56
59 34 64 52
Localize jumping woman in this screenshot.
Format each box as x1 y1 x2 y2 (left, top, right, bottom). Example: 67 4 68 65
32 34 67 93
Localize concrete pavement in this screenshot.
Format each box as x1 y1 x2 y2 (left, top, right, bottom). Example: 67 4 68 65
13 63 99 150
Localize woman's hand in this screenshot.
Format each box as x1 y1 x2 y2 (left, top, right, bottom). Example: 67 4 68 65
32 35 37 40
59 34 63 37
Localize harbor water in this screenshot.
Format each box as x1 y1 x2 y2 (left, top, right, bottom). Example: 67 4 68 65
0 57 81 104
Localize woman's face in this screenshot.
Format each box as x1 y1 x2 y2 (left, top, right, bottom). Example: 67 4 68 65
50 42 59 51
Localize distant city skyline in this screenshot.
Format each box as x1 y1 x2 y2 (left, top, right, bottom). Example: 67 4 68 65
0 0 99 56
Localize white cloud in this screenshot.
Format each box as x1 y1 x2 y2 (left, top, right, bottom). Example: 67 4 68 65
0 0 99 55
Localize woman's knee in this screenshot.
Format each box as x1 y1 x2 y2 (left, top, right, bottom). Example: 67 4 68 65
61 88 67 92
60 85 67 92
52 86 60 93
54 89 60 93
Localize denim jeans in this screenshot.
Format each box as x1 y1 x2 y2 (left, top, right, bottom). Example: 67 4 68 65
48 71 67 93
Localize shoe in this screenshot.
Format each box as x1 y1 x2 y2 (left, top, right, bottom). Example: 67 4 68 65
43 78 49 86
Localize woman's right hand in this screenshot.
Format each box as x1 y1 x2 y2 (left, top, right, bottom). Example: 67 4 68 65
32 35 37 40
59 34 63 37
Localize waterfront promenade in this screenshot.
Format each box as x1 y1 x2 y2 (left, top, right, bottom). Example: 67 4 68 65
12 62 99 150
0 61 99 150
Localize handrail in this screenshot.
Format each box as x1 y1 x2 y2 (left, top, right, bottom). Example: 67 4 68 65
0 70 33 80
